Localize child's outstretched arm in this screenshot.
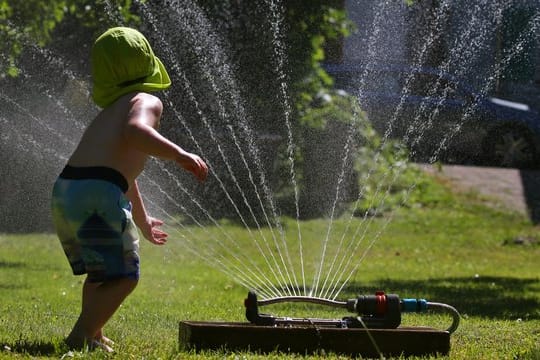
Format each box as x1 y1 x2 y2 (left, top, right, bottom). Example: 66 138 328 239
123 94 208 182
126 180 168 245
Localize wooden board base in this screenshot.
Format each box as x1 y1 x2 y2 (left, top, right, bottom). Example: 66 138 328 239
179 321 450 357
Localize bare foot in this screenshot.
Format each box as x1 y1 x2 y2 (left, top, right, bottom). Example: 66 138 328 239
94 335 115 347
90 339 114 353
94 329 114 347
65 336 114 353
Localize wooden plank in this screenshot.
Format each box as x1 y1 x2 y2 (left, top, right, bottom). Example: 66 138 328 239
179 321 450 357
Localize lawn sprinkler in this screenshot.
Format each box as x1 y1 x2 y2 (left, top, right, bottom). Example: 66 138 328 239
245 290 460 334
179 290 460 357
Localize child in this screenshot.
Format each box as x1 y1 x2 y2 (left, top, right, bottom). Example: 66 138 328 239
51 27 208 352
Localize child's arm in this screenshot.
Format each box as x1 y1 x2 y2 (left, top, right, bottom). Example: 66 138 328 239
126 180 168 245
123 94 208 182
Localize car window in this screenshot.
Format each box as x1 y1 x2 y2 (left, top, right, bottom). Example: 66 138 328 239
407 73 463 101
332 68 402 94
330 66 469 103
362 69 402 93
333 71 362 94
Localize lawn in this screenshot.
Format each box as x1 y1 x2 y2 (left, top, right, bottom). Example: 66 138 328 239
0 183 539 359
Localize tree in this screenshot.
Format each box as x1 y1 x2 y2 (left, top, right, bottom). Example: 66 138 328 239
0 0 140 76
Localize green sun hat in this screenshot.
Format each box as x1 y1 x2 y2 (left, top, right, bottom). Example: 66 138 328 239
91 27 171 108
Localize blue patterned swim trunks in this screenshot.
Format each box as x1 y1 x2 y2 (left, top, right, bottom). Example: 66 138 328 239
51 165 140 282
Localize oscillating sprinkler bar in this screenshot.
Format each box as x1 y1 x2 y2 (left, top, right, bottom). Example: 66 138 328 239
257 295 349 308
245 290 460 334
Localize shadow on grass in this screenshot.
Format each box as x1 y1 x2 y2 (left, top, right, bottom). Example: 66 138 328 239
0 260 25 268
0 259 63 272
2 339 57 357
342 276 540 320
0 284 26 290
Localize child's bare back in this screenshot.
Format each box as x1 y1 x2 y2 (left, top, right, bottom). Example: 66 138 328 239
69 92 170 184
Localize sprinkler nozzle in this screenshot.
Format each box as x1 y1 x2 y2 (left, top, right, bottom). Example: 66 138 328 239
244 290 276 326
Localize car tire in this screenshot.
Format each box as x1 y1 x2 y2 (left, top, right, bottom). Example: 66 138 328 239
483 126 538 169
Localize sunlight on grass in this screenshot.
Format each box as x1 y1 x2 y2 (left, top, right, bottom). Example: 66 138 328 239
0 189 539 359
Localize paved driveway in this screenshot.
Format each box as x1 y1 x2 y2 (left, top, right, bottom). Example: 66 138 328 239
422 164 540 223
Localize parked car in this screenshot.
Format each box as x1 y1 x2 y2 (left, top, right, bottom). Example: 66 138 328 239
324 62 540 169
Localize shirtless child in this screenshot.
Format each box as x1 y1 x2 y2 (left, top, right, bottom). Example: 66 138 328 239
51 27 208 352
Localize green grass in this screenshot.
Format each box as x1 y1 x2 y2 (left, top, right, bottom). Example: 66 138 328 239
0 182 539 359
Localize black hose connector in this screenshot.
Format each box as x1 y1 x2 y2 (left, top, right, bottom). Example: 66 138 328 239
344 291 402 329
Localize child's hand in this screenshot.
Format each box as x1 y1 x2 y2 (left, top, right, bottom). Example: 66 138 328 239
177 152 208 182
139 217 168 245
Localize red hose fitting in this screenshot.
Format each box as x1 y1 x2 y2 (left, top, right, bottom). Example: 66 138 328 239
375 291 388 315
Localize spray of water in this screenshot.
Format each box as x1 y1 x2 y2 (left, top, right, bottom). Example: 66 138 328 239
264 0 306 295
134 0 301 295
326 2 540 301
1 0 538 307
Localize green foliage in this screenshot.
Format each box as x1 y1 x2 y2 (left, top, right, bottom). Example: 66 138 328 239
266 3 356 218
285 1 354 116
297 87 453 218
289 84 450 218
277 90 368 218
353 138 454 216
0 0 141 76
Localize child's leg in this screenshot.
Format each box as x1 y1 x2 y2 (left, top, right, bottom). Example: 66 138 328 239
66 276 137 351
82 281 115 345
81 280 114 341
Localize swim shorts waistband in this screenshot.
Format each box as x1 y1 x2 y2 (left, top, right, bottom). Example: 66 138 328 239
59 165 129 193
